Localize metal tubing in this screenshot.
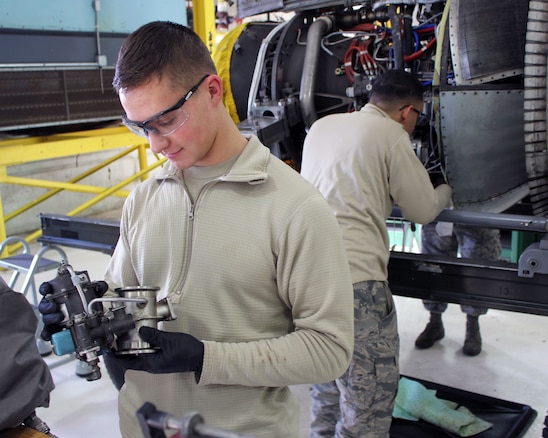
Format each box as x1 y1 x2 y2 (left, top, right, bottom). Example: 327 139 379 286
391 206 548 232
388 5 404 70
247 21 288 120
87 297 148 315
146 410 256 438
299 15 334 129
435 209 548 233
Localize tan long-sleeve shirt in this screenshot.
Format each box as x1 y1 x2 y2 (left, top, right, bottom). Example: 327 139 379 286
104 136 354 438
301 104 452 284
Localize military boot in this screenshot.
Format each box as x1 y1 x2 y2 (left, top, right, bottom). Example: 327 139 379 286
415 312 444 349
463 315 482 356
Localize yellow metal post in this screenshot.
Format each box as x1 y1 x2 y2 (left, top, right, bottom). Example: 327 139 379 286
193 0 217 55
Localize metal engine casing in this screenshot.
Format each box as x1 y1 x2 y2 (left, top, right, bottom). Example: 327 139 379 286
220 0 548 215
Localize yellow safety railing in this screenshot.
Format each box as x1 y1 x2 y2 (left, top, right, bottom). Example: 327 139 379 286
0 126 165 254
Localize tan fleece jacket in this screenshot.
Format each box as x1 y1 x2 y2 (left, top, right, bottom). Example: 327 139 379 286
301 104 452 283
104 136 354 438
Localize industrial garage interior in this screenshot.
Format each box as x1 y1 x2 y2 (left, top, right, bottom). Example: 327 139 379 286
1 0 548 437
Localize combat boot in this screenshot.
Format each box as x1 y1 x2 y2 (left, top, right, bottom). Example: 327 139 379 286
463 315 482 356
415 312 444 349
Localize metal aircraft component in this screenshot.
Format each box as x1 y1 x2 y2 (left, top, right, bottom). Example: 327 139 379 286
389 251 548 316
41 262 176 380
221 0 548 215
518 236 548 277
42 262 130 381
113 286 177 355
136 402 256 438
448 0 528 85
439 90 529 212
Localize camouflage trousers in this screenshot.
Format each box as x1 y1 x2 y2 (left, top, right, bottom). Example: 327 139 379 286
310 281 399 438
421 222 502 316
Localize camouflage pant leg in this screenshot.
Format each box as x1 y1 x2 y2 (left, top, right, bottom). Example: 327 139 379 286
453 224 502 261
454 225 501 315
420 222 456 313
422 301 449 313
421 223 501 315
310 281 399 438
310 380 341 437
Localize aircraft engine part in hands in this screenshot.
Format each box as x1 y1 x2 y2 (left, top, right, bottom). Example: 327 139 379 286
114 286 177 355
39 261 176 381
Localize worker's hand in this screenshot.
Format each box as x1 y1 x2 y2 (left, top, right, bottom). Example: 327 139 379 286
37 281 65 341
114 327 204 375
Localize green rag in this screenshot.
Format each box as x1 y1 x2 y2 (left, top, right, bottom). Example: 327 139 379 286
393 377 493 437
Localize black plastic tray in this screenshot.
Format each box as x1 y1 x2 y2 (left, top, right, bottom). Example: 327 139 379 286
390 376 537 438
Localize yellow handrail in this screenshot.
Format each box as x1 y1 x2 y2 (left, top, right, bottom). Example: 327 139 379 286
0 126 163 254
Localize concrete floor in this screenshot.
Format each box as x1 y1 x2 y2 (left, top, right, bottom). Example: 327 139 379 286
2 245 547 438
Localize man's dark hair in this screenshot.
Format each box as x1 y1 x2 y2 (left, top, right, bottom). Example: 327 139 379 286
369 69 424 109
113 21 217 93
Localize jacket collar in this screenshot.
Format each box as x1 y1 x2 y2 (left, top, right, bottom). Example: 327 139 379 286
154 135 269 185
361 102 389 118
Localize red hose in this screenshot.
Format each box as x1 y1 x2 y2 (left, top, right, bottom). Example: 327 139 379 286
404 37 436 62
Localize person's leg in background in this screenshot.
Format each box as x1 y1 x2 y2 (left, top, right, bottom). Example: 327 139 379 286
454 225 502 356
337 281 399 438
415 300 448 348
310 380 341 437
415 221 458 349
459 305 488 356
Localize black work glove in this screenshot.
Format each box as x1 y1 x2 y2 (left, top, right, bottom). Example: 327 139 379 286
37 281 64 341
114 326 204 375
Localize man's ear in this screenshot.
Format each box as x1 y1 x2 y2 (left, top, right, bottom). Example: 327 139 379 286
400 105 413 121
207 75 224 105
